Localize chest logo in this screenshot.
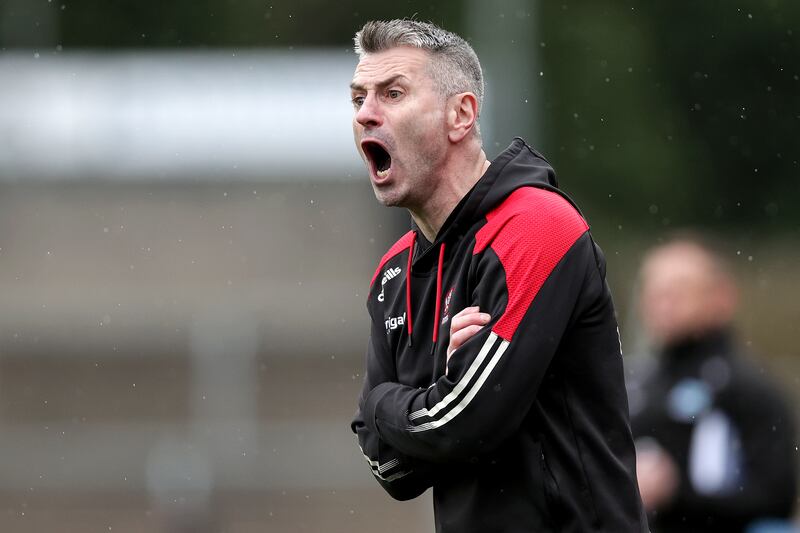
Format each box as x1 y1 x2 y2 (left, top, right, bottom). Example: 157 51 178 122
385 312 406 334
377 266 402 302
441 286 455 325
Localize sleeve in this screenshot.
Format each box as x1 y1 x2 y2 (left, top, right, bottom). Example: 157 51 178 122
350 291 438 500
361 208 595 463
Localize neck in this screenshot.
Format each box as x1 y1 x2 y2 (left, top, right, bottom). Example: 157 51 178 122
409 147 490 242
661 325 733 358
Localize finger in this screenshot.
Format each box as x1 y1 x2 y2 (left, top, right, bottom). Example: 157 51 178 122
450 312 491 334
448 324 485 356
448 324 484 359
450 310 489 328
450 313 490 338
452 306 480 320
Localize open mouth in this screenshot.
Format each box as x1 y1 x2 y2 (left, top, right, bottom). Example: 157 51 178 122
362 140 392 178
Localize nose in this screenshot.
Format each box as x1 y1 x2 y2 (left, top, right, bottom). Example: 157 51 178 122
355 92 383 129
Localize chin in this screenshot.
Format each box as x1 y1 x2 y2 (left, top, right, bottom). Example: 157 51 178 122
375 195 404 208
371 186 407 208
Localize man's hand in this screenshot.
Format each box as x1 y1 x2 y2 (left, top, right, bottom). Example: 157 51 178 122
447 306 491 374
635 439 679 512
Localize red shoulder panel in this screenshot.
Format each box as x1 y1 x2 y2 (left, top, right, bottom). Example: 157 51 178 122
370 230 415 288
474 187 589 341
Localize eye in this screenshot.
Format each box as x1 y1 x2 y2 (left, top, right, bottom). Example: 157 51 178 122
387 89 402 100
351 95 365 108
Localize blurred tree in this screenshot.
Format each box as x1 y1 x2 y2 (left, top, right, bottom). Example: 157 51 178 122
646 1 799 230
538 0 799 236
0 0 463 48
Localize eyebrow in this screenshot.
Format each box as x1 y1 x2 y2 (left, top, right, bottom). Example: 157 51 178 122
350 74 409 92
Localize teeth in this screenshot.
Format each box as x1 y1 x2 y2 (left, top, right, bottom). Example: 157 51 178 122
377 168 389 178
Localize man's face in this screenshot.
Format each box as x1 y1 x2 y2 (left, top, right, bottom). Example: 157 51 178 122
639 243 734 347
350 46 448 209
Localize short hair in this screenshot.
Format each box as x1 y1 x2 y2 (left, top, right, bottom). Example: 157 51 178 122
354 19 484 121
644 230 736 283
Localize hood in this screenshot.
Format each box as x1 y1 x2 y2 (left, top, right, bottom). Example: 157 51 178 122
412 137 575 264
402 137 577 353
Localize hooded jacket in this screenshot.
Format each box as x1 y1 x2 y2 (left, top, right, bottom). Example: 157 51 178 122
351 138 647 532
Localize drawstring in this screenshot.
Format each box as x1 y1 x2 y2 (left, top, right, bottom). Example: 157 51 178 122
404 233 446 355
406 232 416 347
430 242 446 356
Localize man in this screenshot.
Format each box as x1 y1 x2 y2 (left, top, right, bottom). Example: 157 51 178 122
348 19 647 532
630 236 797 532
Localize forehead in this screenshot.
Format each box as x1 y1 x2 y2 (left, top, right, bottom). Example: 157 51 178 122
642 244 714 286
352 46 432 88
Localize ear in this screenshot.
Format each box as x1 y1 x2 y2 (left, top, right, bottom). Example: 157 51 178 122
446 92 479 143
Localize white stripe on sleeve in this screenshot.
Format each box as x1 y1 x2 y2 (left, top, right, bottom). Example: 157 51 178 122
408 339 510 433
408 332 500 422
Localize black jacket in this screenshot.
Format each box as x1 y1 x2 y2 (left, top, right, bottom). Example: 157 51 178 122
629 328 797 533
351 138 647 532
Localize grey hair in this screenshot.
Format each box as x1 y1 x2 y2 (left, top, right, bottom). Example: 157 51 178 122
354 19 484 124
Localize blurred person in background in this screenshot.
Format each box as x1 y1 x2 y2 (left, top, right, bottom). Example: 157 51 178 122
629 234 797 533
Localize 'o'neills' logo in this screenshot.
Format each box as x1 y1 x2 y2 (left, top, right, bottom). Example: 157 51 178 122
377 266 402 302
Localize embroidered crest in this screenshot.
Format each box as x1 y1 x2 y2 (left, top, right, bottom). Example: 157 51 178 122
441 286 455 325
